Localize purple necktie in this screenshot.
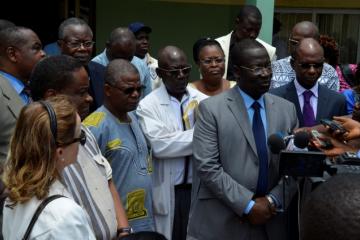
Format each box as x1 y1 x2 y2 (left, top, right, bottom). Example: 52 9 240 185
303 90 316 127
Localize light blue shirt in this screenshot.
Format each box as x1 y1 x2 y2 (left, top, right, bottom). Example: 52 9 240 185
237 87 281 214
92 50 152 97
238 87 268 135
0 71 30 104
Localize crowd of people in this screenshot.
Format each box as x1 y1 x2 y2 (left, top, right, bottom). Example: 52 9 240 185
0 4 360 240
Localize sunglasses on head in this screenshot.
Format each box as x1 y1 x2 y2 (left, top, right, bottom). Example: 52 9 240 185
157 66 192 77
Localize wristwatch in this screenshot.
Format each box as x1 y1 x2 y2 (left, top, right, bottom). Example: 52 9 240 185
117 227 134 235
265 195 276 209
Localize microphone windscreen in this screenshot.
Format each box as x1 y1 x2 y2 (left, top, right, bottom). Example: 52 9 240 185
294 131 310 149
268 133 286 154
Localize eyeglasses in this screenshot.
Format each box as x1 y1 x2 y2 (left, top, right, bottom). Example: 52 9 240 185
200 58 225 65
289 38 300 46
58 129 86 146
297 62 324 70
238 65 272 75
108 84 146 95
64 41 95 49
157 66 192 77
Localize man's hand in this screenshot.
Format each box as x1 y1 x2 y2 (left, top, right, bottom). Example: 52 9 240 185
311 135 357 157
333 116 360 140
247 197 274 225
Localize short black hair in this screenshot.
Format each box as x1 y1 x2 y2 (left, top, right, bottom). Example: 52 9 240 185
107 27 135 46
301 174 360 240
58 17 92 39
105 59 139 86
119 231 167 240
0 26 31 56
237 5 262 21
192 37 224 63
30 55 84 101
231 38 265 66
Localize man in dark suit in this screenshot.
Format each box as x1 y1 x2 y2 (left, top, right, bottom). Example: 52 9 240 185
58 17 105 113
187 39 298 240
270 38 347 127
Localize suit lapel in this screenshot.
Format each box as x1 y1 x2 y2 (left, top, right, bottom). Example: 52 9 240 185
316 85 328 122
286 82 303 126
0 75 24 119
226 88 258 155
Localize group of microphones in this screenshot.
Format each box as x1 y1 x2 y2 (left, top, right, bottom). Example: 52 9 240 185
267 127 360 178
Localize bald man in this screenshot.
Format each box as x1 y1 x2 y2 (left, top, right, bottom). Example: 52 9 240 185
84 59 155 233
271 21 340 91
92 27 152 97
136 46 207 240
270 38 346 127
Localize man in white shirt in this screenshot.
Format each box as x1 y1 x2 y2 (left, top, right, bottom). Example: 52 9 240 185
136 46 207 240
216 5 276 80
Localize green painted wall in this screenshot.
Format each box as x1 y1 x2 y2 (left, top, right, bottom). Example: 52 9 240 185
96 0 242 80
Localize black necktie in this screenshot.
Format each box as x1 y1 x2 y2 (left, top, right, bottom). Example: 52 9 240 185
181 104 190 185
251 101 268 196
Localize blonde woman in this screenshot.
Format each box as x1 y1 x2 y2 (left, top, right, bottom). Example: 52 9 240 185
2 96 95 239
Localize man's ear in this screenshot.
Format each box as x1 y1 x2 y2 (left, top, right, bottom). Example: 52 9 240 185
155 68 162 78
44 89 57 99
6 46 18 63
57 39 65 52
104 83 112 97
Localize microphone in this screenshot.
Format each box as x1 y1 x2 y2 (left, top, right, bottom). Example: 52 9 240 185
293 131 310 149
268 131 310 154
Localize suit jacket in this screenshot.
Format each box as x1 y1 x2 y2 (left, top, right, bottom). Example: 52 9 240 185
216 32 277 79
187 87 298 240
0 74 24 166
269 81 348 127
88 61 106 113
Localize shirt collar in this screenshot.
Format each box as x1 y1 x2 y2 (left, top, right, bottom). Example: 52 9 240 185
169 90 190 105
294 78 319 98
237 86 265 110
0 71 25 95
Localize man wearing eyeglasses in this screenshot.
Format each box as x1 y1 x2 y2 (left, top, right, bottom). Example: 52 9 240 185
187 39 298 240
136 46 207 240
58 17 106 113
270 21 340 91
270 38 346 128
84 59 155 233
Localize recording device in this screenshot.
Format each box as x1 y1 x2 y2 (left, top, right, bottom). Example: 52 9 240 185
310 129 333 149
268 132 360 177
320 118 347 135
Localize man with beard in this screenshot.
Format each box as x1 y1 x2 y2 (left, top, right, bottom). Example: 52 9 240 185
187 39 298 240
270 38 347 127
58 17 105 112
84 59 155 233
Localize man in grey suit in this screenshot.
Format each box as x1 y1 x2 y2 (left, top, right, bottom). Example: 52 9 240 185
0 26 45 165
187 39 298 240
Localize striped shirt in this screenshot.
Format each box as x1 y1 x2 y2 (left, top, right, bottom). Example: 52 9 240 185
62 125 117 240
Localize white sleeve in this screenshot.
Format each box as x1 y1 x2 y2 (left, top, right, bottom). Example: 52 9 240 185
137 100 193 159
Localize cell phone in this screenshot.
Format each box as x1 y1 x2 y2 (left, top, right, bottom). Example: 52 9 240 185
320 119 347 134
310 130 333 149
